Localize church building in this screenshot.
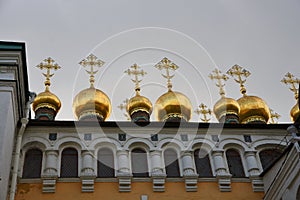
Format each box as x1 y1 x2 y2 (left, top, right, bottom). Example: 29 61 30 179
1 41 300 200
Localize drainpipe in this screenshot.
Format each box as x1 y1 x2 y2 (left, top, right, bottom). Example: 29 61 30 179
9 92 35 200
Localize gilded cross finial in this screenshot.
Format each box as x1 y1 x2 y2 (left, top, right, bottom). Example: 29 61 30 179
281 72 300 100
209 69 229 97
227 64 251 96
124 64 146 96
154 57 179 91
269 109 281 124
118 99 130 120
79 54 105 88
194 103 212 122
36 57 61 91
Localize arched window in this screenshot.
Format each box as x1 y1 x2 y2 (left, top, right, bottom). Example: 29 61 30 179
60 148 78 178
164 149 180 177
131 148 149 177
226 149 245 177
22 149 43 178
259 149 282 170
194 149 213 177
97 148 114 178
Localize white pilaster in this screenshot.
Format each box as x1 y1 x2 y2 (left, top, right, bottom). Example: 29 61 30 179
245 151 264 192
116 150 131 192
81 150 96 192
42 150 58 193
181 151 198 192
150 150 166 192
212 150 231 192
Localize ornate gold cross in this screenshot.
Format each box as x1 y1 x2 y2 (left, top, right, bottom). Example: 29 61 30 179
79 54 105 88
269 109 281 124
227 64 251 96
124 64 146 95
154 57 179 91
209 68 229 97
194 103 212 122
36 57 61 91
118 99 130 120
281 72 300 100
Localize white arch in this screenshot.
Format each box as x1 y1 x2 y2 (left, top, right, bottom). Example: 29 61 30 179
22 140 47 152
156 137 185 150
89 137 121 150
22 136 50 150
252 138 287 151
190 138 215 151
54 136 85 150
124 137 154 150
218 138 250 151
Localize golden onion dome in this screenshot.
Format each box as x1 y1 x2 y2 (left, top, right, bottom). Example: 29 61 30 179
290 103 300 123
127 94 152 116
213 97 240 121
32 89 61 113
237 95 270 124
154 91 192 121
72 87 111 120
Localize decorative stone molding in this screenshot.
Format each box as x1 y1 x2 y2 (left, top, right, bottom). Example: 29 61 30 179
181 151 198 192
117 172 132 192
150 150 166 192
81 150 96 192
117 150 132 192
212 150 232 192
42 150 58 193
244 151 264 192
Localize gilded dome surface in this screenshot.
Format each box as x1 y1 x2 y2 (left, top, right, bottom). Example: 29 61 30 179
127 95 152 116
213 97 240 121
32 90 61 113
237 95 270 124
154 91 192 121
73 87 111 120
290 102 300 122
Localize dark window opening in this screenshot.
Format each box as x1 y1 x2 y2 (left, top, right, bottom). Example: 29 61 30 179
131 148 149 177
194 149 213 177
60 148 78 178
22 149 43 178
97 148 114 178
226 149 245 177
259 149 282 170
164 149 180 177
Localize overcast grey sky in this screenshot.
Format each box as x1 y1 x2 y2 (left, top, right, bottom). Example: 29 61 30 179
1 0 299 123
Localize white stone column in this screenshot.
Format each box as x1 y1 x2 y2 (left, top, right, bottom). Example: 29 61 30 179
181 151 198 192
244 151 264 192
181 151 196 175
117 150 130 174
43 150 58 176
81 150 95 193
212 150 231 192
81 150 95 176
150 150 166 192
244 151 260 176
42 149 58 193
150 150 164 174
116 150 131 192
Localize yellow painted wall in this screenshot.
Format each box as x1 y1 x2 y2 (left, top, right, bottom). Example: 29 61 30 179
15 182 263 200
